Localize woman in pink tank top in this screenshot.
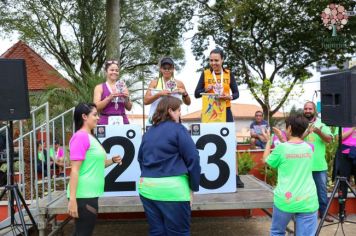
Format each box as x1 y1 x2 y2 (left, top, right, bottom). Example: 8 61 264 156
93 60 132 125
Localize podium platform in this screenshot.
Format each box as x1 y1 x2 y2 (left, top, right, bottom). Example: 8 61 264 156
36 175 273 235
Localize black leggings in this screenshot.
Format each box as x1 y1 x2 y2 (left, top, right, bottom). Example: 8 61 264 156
72 198 99 236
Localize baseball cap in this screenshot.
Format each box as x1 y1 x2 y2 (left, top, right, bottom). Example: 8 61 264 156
160 57 174 67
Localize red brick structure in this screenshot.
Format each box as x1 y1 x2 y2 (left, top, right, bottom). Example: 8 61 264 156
1 40 69 92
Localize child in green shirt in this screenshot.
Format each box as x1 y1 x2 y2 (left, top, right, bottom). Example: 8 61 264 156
263 114 318 236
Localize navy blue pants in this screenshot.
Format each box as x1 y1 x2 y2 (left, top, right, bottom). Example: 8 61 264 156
226 107 233 122
140 195 191 236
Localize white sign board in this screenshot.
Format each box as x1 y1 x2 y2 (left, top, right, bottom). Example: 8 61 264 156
190 123 236 194
97 123 236 196
96 124 141 196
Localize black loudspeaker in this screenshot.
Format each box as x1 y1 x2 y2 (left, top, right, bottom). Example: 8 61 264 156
0 59 30 121
320 69 356 127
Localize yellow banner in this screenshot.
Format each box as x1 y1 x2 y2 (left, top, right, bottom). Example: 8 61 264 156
201 94 226 123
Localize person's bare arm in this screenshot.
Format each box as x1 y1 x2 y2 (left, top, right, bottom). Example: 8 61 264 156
272 127 286 143
175 80 191 105
143 80 171 105
262 130 271 162
93 84 114 111
342 127 356 140
68 161 82 218
313 126 332 143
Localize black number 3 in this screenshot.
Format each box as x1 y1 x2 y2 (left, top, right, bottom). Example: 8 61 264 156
196 134 229 189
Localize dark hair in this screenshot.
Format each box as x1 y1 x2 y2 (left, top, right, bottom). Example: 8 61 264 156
36 140 43 149
104 59 119 71
152 96 182 125
255 110 263 116
210 48 224 60
73 103 97 132
54 140 59 145
285 114 309 138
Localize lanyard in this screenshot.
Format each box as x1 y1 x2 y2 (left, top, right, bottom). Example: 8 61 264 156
106 82 117 94
212 69 224 88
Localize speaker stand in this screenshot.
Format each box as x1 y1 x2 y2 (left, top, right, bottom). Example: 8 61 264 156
0 121 38 235
316 127 356 235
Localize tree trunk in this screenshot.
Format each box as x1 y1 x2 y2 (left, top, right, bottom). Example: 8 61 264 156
106 0 120 65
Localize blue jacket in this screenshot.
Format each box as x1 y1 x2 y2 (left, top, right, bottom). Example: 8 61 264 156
138 121 201 191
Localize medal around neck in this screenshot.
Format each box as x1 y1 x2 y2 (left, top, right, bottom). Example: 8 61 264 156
213 83 223 95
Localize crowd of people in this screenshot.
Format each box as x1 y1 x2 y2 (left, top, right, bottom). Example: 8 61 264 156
54 49 355 235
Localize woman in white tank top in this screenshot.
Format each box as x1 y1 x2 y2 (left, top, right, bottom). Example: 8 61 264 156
144 57 191 124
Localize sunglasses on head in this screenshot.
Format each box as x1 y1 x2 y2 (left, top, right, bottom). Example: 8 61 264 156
106 60 119 65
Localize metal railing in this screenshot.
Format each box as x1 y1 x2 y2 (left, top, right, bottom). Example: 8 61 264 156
0 102 74 218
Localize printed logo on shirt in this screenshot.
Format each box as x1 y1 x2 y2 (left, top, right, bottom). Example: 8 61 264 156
285 153 312 159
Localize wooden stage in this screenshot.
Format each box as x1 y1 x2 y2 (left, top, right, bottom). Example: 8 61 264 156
36 175 273 235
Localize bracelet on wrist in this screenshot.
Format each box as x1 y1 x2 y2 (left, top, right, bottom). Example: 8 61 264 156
183 92 188 98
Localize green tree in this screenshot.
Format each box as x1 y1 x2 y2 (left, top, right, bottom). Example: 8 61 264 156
192 0 356 122
289 105 303 116
0 0 195 111
106 0 121 61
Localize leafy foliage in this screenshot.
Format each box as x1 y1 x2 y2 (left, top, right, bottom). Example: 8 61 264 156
0 0 196 113
237 151 255 175
193 0 356 122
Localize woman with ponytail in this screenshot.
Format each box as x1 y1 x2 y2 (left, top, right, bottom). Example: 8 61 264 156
67 103 122 235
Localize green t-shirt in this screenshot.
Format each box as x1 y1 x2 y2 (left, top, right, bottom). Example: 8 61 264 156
49 148 55 159
67 132 106 198
38 152 45 161
304 118 332 171
266 142 318 213
138 175 191 201
38 148 54 161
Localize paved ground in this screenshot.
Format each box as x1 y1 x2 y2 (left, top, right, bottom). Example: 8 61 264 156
62 215 356 236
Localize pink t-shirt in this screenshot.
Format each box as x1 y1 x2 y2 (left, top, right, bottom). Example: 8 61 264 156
56 147 64 159
342 128 356 154
69 131 90 161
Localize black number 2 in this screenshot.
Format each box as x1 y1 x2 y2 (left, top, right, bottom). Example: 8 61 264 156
196 134 229 189
102 136 136 192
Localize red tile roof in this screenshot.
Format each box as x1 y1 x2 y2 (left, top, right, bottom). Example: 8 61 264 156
1 41 69 91
181 103 286 121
